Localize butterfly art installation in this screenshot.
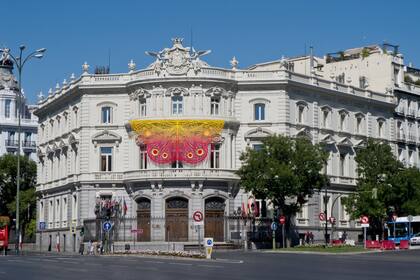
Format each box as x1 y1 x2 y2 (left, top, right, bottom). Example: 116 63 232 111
129 120 224 164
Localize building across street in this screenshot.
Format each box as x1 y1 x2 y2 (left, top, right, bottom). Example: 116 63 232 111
34 38 420 251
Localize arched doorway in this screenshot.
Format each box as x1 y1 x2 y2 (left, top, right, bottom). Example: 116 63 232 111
205 197 225 242
165 197 188 241
136 198 151 241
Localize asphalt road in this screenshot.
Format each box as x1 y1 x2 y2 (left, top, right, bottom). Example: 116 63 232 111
0 249 419 280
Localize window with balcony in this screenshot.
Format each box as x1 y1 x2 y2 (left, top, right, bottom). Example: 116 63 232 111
172 96 183 115
359 76 368 89
48 200 53 226
7 131 15 145
62 197 68 223
254 103 265 121
100 147 113 172
139 145 148 169
55 198 60 224
139 98 147 117
5 99 11 118
210 144 221 169
101 106 112 124
211 97 220 116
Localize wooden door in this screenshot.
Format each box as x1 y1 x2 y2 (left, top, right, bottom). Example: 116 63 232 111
136 198 151 241
205 197 225 242
166 197 188 241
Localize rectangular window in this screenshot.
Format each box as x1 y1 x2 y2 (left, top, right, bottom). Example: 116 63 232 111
62 197 68 222
340 114 346 131
356 117 362 134
254 103 265 121
140 99 147 117
378 121 384 138
5 99 11 118
211 97 220 115
210 144 221 169
298 107 304 123
72 194 77 221
252 144 264 151
101 107 112 124
100 147 113 171
322 110 329 128
339 197 350 222
171 161 183 168
172 96 183 115
339 153 346 176
140 145 147 169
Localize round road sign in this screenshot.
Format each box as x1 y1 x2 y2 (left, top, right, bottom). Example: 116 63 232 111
279 215 286 225
329 216 336 224
319 213 326 221
271 222 278 231
103 221 112 232
193 210 204 222
361 216 369 224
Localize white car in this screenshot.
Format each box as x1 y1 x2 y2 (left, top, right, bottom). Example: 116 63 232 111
410 233 420 245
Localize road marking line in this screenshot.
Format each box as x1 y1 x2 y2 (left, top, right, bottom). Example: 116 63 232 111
168 262 193 266
197 264 223 268
144 260 164 264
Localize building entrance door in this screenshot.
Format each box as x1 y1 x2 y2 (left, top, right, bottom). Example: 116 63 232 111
136 198 151 241
165 197 188 241
205 197 225 242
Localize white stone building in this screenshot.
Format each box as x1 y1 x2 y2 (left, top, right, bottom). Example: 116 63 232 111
35 39 420 251
0 58 38 161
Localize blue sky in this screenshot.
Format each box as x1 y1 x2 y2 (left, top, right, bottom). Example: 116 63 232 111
3 0 420 104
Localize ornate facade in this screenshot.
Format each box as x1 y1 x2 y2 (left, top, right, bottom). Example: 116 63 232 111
0 55 37 160
35 39 420 250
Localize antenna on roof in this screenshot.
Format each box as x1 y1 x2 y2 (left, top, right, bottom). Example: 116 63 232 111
108 48 111 73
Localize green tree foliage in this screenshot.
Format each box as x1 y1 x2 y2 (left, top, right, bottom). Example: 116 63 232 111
344 139 420 237
0 154 37 238
237 135 329 216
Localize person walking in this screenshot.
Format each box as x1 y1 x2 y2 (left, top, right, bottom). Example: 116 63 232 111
79 242 84 255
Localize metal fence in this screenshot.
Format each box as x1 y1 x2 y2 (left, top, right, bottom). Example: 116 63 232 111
82 216 282 248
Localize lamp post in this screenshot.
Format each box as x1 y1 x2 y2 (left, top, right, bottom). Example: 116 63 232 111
0 46 46 255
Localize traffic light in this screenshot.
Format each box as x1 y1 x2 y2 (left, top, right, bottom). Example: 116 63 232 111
80 227 84 236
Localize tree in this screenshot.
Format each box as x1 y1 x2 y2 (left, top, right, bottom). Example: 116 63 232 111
0 154 37 239
343 140 403 238
237 135 329 217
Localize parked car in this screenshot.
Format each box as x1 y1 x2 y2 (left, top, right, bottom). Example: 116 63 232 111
410 233 420 245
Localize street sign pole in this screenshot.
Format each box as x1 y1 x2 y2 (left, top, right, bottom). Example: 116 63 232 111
197 225 201 252
282 224 285 249
363 227 367 249
272 228 276 250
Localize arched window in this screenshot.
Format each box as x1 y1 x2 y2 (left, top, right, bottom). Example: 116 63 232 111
211 97 220 116
355 113 365 134
254 103 265 121
377 118 385 138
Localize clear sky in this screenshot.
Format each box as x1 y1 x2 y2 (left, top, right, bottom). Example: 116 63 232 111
3 0 420 104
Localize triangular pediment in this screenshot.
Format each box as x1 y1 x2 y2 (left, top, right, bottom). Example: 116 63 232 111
244 127 273 139
92 130 122 147
320 134 335 144
338 137 353 147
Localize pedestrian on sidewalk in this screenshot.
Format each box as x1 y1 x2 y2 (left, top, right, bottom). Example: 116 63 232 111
79 242 84 255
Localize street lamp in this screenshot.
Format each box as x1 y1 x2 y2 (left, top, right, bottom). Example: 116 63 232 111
0 46 46 255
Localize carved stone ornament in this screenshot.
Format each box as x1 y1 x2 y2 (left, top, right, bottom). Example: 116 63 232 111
166 87 189 96
205 87 226 97
130 88 150 101
145 38 211 76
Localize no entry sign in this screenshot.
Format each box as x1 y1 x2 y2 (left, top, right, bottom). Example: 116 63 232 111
279 215 286 225
193 210 204 225
361 215 369 224
319 213 326 221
